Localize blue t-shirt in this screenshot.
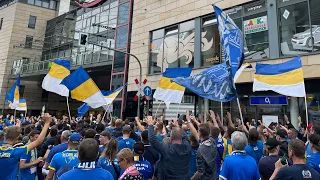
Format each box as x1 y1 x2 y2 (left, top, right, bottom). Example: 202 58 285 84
220 151 260 180
59 162 113 180
19 146 37 180
306 142 313 158
189 147 198 178
156 134 164 142
49 150 79 173
5 118 13 126
118 138 135 152
216 137 225 178
134 156 153 180
0 145 28 180
98 157 120 180
307 152 320 174
46 143 68 163
245 140 264 164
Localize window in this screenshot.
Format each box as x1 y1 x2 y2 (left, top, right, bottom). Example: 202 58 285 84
310 0 320 53
19 85 25 98
115 25 128 49
0 18 3 30
113 51 126 72
201 16 220 67
25 36 33 48
118 2 129 24
28 16 36 28
27 0 34 5
279 2 310 56
42 0 49 8
35 0 41 6
49 0 56 9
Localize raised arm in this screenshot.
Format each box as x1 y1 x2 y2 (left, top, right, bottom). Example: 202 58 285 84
188 118 199 142
147 116 165 155
209 110 219 128
227 112 235 128
135 117 145 132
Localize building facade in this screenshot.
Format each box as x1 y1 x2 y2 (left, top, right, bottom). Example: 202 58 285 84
128 0 320 125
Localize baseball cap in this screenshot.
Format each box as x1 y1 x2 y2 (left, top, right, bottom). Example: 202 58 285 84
309 134 320 151
69 133 81 143
276 129 288 138
100 130 111 139
133 142 145 155
265 138 280 150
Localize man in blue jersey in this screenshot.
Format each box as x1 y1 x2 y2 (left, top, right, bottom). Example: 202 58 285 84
59 138 113 180
133 142 153 180
47 133 81 179
0 113 51 180
19 130 43 180
118 125 136 151
306 134 320 174
99 130 111 154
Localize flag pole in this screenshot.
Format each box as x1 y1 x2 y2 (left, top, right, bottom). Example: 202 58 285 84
102 104 110 121
220 102 224 126
14 109 16 122
25 110 27 118
155 101 162 118
66 97 71 121
236 97 244 125
304 95 309 126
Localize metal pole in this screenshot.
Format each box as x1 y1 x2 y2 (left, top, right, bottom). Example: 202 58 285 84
304 96 309 126
221 102 224 126
66 97 72 121
236 97 244 125
89 42 142 118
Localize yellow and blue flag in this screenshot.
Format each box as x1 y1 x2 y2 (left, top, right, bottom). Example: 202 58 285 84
253 56 305 97
16 99 27 111
173 62 237 102
153 68 192 108
42 59 70 97
104 85 126 105
60 67 106 108
6 75 20 109
77 103 90 118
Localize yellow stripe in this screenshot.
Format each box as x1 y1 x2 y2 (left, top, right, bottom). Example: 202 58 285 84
71 79 100 101
48 166 56 171
254 68 304 85
106 91 120 99
158 77 185 91
18 103 27 108
48 62 70 79
14 86 19 100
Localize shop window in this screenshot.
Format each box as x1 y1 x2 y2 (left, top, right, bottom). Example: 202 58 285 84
279 2 310 56
149 38 163 74
178 20 195 68
201 16 220 67
243 12 269 60
310 0 320 53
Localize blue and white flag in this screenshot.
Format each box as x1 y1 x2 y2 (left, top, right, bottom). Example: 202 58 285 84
77 103 90 118
172 62 237 102
214 5 244 77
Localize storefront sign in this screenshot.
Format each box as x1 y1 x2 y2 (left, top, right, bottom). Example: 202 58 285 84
205 55 220 63
250 96 288 105
244 16 268 34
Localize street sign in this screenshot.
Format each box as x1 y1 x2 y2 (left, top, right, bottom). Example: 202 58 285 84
134 78 147 101
250 96 288 105
143 86 152 97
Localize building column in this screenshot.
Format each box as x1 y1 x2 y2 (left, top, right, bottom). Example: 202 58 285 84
290 97 299 129
204 98 209 122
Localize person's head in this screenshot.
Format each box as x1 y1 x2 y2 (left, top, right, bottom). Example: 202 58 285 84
210 126 220 139
5 126 21 143
248 128 259 146
110 118 116 127
118 148 134 171
50 128 58 137
189 134 198 147
99 130 111 145
265 138 280 154
288 128 298 139
309 134 320 153
96 123 105 134
162 137 171 144
28 130 40 142
122 125 132 137
311 122 320 135
170 127 182 144
115 119 123 128
102 138 118 160
24 125 33 136
69 133 81 148
133 142 145 156
288 139 306 162
231 131 248 151
78 138 99 162
227 126 235 139
85 129 97 139
276 129 288 141
71 123 77 131
198 123 210 140
61 130 71 142
141 130 148 143
262 128 270 137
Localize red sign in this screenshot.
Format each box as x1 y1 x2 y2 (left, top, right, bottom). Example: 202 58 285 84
134 78 147 102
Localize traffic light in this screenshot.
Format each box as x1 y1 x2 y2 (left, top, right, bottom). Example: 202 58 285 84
79 33 88 46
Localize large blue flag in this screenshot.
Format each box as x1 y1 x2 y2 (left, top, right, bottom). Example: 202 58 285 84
173 62 237 102
6 75 20 109
77 103 90 118
214 5 244 77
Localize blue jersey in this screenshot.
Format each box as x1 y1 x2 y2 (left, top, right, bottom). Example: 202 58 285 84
306 142 313 158
49 150 79 173
118 138 135 152
98 157 120 180
216 137 225 178
19 146 38 180
46 143 68 163
0 144 28 180
307 152 320 174
134 156 153 180
189 147 198 178
5 118 13 126
245 140 264 164
220 151 260 180
60 162 113 180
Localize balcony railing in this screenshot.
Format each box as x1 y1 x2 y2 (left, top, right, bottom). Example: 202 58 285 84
12 51 113 77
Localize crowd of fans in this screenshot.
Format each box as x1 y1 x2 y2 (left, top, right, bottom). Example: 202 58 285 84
1 110 320 180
